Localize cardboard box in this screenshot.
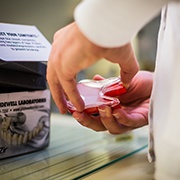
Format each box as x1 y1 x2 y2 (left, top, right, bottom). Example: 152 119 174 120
0 23 51 159
0 90 50 159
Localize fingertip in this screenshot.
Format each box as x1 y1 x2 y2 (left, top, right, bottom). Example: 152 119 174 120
73 111 87 123
56 101 68 114
72 111 80 120
59 108 68 114
122 83 129 89
93 74 104 80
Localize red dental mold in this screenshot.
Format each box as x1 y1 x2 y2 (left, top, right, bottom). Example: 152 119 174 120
67 77 127 115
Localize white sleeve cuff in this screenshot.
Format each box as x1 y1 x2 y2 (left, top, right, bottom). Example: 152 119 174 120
74 0 168 48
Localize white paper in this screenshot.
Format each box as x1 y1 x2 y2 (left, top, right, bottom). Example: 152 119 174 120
0 23 51 61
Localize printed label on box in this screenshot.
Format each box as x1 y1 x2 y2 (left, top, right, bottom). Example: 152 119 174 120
0 23 51 61
0 90 51 159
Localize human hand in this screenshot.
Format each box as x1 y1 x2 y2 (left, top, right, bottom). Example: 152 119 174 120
47 22 102 113
47 22 139 114
72 71 153 134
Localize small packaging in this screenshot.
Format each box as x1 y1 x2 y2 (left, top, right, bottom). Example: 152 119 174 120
0 90 50 159
67 77 127 115
0 23 51 159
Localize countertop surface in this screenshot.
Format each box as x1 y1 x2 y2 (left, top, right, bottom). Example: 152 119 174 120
84 148 154 180
0 113 154 180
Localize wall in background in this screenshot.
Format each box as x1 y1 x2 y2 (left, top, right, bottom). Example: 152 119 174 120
0 0 81 42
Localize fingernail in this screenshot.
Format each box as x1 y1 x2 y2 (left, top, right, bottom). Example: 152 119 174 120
98 108 106 118
113 113 120 119
122 83 129 89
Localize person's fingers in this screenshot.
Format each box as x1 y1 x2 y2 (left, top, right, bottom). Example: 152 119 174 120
60 78 85 112
120 46 139 86
48 22 104 112
48 28 86 112
73 111 107 131
93 74 104 80
72 105 147 134
46 61 67 114
103 43 139 86
119 71 152 106
51 48 85 112
112 106 148 128
98 105 132 134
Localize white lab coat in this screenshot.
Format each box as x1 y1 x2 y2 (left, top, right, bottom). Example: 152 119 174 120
74 0 180 179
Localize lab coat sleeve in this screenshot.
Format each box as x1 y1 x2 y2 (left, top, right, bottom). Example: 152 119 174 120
74 0 170 48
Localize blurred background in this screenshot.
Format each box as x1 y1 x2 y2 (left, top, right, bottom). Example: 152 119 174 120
0 0 160 112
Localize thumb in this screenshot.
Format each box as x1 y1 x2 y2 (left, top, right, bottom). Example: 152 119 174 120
120 53 139 87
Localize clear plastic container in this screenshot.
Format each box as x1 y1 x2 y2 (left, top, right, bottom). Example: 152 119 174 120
67 77 127 115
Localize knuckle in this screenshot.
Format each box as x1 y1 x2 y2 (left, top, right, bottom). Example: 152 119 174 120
53 30 60 40
80 120 91 128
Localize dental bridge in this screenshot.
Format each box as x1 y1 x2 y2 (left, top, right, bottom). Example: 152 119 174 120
0 112 48 145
